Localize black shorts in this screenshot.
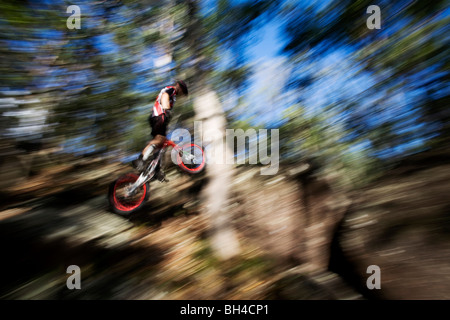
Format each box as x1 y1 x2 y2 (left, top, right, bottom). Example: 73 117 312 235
149 114 168 137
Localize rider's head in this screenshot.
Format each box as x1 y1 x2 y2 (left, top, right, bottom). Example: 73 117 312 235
175 80 188 97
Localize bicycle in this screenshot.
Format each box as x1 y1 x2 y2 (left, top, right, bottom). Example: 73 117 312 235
108 138 205 216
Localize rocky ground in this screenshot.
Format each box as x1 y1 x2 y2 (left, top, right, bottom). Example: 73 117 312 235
0 149 449 299
330 150 450 299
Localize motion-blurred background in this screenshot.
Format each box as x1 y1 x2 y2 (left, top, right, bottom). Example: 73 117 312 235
0 0 449 299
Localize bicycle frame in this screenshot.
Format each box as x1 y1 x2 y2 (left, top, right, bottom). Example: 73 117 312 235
126 139 193 195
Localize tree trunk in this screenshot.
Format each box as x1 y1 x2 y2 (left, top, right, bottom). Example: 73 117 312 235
182 0 241 261
193 87 241 261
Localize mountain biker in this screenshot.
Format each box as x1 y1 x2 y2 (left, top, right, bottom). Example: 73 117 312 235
132 80 188 172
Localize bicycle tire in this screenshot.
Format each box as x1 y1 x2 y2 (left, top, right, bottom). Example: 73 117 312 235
108 173 149 216
176 143 206 174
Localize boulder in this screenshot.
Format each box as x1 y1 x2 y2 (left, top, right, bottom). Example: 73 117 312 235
331 151 450 299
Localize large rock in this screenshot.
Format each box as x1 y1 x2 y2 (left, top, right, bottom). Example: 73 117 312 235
331 151 450 299
232 163 351 271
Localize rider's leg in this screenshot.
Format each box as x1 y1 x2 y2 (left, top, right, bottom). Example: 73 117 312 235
133 114 168 171
142 135 165 160
133 135 166 171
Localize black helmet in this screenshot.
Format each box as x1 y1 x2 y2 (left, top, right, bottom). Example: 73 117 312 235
176 80 188 96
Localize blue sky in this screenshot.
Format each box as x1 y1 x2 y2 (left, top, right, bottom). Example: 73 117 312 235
234 19 291 126
246 19 286 61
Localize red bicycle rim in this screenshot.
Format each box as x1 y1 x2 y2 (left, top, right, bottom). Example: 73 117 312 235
113 175 146 211
177 144 205 173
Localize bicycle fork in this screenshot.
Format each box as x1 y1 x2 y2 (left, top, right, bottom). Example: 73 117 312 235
126 151 163 196
127 172 148 196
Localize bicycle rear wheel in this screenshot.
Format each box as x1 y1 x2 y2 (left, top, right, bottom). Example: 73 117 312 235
176 143 206 174
108 173 149 215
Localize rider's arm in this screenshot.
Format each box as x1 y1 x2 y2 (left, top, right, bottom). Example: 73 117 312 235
160 92 171 111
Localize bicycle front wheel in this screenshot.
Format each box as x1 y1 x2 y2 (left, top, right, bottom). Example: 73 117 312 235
176 143 206 174
108 173 149 215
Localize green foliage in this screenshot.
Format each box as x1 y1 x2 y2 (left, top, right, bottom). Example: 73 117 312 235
279 105 379 189
279 0 449 188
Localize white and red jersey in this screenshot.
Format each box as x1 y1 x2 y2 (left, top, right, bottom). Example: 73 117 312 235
151 86 177 117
